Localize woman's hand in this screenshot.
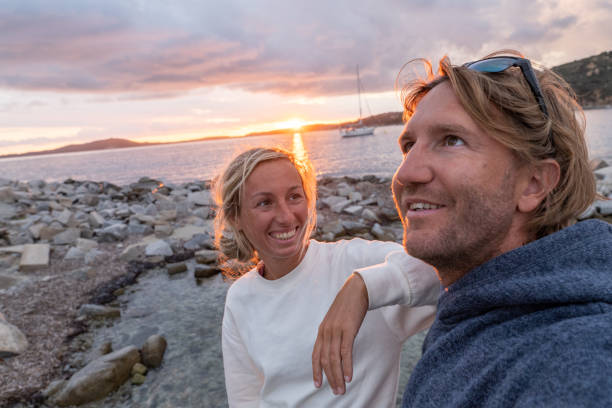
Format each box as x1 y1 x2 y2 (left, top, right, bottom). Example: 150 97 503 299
312 272 369 395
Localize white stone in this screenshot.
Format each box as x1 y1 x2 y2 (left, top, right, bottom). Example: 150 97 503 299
76 238 98 251
55 209 74 226
343 205 363 216
171 224 213 241
0 319 28 358
348 191 363 203
145 239 173 256
594 199 612 215
187 191 212 206
362 208 380 222
88 211 105 228
331 198 351 214
19 244 50 271
53 228 80 245
64 247 85 260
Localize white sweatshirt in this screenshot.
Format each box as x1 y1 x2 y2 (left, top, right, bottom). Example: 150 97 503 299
222 238 440 408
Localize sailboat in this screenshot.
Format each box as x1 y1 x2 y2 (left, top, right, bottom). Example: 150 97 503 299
340 65 375 138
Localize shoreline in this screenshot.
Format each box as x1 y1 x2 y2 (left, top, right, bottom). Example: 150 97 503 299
1 171 611 407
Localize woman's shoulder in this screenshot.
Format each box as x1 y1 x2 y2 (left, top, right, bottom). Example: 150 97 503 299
225 268 259 302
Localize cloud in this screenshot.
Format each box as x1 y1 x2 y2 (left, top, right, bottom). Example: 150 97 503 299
0 0 610 98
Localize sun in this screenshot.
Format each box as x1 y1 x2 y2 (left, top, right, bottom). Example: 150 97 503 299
275 118 306 131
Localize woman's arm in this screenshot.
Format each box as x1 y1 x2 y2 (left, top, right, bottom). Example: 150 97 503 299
222 306 263 407
312 242 440 394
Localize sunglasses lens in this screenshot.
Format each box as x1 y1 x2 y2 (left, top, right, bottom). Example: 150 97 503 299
466 57 517 73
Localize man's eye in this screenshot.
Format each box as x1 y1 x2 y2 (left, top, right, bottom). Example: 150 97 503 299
444 135 465 147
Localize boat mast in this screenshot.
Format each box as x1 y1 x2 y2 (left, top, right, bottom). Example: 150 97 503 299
356 65 362 122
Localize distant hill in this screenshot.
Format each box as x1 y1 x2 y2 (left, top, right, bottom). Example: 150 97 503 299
0 138 155 159
553 51 612 108
2 51 609 160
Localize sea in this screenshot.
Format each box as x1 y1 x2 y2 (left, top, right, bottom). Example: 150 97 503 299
1 108 611 185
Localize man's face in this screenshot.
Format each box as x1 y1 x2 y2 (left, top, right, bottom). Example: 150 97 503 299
392 82 528 284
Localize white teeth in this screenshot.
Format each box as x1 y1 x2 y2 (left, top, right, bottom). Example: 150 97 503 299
409 202 442 211
271 229 297 240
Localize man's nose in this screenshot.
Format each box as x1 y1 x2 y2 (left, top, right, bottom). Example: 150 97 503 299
394 145 434 186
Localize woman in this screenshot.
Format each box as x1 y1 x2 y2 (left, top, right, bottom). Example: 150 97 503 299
215 147 438 407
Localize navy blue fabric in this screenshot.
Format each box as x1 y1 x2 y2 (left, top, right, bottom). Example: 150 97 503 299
402 219 612 408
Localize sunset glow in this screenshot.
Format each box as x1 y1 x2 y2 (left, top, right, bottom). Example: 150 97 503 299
0 0 609 156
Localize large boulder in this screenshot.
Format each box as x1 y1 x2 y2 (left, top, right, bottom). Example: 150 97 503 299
0 315 28 358
52 346 140 407
141 334 167 368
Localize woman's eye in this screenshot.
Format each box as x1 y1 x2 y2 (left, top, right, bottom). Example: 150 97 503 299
256 200 271 207
444 135 465 147
289 193 304 201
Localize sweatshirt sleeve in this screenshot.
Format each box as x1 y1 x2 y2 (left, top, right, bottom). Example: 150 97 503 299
356 249 440 310
222 304 263 408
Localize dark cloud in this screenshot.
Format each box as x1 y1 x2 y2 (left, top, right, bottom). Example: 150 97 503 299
0 0 609 97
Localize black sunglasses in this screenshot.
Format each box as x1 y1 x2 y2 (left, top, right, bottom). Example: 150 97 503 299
463 56 549 117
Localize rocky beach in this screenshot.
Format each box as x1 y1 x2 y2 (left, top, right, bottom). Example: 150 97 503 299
1 163 611 407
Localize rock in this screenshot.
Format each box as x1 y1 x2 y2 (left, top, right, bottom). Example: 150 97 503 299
84 249 105 265
331 198 351 213
81 194 100 207
348 191 363 203
371 223 395 241
100 341 113 355
591 159 609 171
120 243 147 262
187 190 212 206
194 264 219 278
0 186 16 202
154 224 173 238
594 166 612 181
55 209 74 226
52 346 141 407
167 262 187 275
76 238 98 251
183 232 213 251
53 228 80 245
594 199 612 215
28 222 46 239
141 334 167 368
0 318 28 358
171 224 212 241
341 220 369 234
131 373 146 385
378 206 400 222
88 211 105 228
320 195 347 209
195 249 218 264
131 362 148 376
362 208 380 222
96 223 128 242
42 379 66 399
145 239 173 257
19 243 50 272
0 202 18 219
64 247 86 260
343 205 363 216
78 304 121 319
320 219 344 236
39 223 65 240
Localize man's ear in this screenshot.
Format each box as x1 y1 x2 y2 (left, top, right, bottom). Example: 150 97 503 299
517 159 561 213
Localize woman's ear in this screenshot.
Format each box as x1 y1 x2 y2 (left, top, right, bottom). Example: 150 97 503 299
517 159 561 213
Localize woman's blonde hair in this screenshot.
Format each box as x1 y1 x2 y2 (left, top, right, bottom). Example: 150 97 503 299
213 147 317 278
398 50 596 238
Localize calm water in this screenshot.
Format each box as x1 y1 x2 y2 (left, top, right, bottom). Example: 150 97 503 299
1 108 610 184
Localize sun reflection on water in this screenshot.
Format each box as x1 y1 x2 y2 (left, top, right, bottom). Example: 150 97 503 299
292 132 308 163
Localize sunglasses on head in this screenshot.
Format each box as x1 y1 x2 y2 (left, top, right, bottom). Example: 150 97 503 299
463 56 549 117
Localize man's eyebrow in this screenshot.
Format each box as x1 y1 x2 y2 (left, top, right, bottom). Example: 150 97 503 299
429 123 472 135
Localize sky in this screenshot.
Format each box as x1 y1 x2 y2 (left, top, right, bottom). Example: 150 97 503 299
1 0 611 155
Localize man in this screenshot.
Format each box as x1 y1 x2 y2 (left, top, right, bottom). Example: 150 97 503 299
312 51 612 407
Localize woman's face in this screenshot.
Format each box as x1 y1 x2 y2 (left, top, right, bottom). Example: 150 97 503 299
236 159 310 269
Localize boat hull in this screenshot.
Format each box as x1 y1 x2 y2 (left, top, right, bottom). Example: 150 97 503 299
340 126 375 137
